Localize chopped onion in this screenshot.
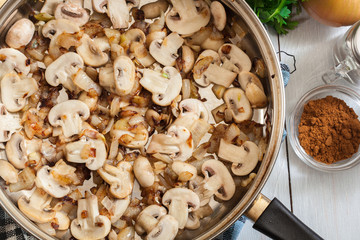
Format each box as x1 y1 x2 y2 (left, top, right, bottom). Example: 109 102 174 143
182 79 191 99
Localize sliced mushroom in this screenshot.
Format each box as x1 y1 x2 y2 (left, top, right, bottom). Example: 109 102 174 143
65 136 107 170
102 196 130 223
140 67 182 106
223 88 252 123
70 195 111 239
18 188 56 223
218 43 251 73
185 204 213 230
42 19 80 40
92 0 107 13
0 48 30 80
8 166 36 192
149 33 184 67
0 159 18 184
45 52 83 92
135 205 167 235
37 211 70 237
73 69 102 95
162 188 200 229
131 42 156 67
147 125 193 162
48 100 90 138
165 0 211 35
54 2 90 26
76 34 109 67
201 159 235 201
98 161 134 198
178 99 209 122
218 139 260 176
238 71 267 108
40 0 63 15
1 73 38 112
6 18 35 49
172 161 197 182
210 1 226 31
133 156 155 188
141 0 169 19
0 104 22 142
146 215 178 240
112 55 136 95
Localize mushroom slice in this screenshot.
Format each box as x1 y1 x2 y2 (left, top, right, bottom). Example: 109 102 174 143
45 52 83 92
1 73 38 112
42 19 80 40
147 125 193 162
162 188 200 229
70 195 111 240
73 69 102 95
238 71 267 108
177 45 195 74
76 34 109 67
54 2 90 26
135 205 167 235
172 161 197 182
113 56 136 95
149 33 184 67
65 136 107 170
97 161 134 199
218 139 260 176
223 88 252 123
37 211 70 236
111 115 149 149
48 100 90 138
18 188 56 224
145 215 178 240
0 104 22 142
102 196 130 223
165 0 210 35
5 18 35 49
211 1 226 31
218 43 251 73
40 0 63 15
178 99 209 122
107 0 130 29
0 48 30 80
141 0 169 19
140 67 182 106
201 159 235 201
0 159 18 184
133 156 155 188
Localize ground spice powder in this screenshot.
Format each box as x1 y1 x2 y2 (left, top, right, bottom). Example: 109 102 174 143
298 96 360 164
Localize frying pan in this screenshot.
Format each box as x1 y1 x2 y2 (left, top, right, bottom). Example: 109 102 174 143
0 0 323 239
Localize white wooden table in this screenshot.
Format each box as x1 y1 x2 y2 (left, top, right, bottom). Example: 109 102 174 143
240 10 358 240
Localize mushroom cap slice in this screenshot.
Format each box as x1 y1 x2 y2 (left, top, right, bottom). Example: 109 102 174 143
165 0 211 35
162 188 200 229
141 0 169 19
223 88 252 123
92 0 107 13
238 71 267 108
135 205 167 235
76 34 109 67
1 73 38 112
133 156 155 188
140 67 182 106
5 18 35 49
0 48 30 80
178 99 209 122
172 161 197 182
54 2 90 26
218 139 260 176
48 100 90 138
210 1 226 31
107 0 130 29
42 19 80 39
202 159 235 201
40 0 63 15
113 55 136 95
218 43 251 73
149 32 184 67
0 104 22 142
146 215 179 240
97 161 134 199
45 52 83 92
0 159 18 184
70 195 111 240
102 196 130 223
18 188 56 224
193 49 221 87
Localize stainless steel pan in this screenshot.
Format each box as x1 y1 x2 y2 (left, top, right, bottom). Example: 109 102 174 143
0 0 323 239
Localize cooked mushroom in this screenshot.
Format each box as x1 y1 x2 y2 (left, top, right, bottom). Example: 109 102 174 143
1 73 38 112
70 195 111 239
48 100 90 138
165 0 211 35
146 215 178 240
0 48 30 80
223 88 252 123
112 55 136 95
98 161 134 198
65 136 107 170
238 71 267 108
149 33 184 67
141 0 169 19
40 0 63 15
135 205 167 235
102 196 130 223
73 69 102 95
45 52 83 92
147 125 193 162
5 18 35 49
54 2 90 26
0 159 19 183
0 104 22 142
218 43 251 73
18 188 57 223
185 204 213 230
210 1 226 31
162 188 200 229
37 211 70 237
178 99 209 122
133 156 155 188
218 139 260 176
140 67 182 106
76 34 109 67
172 161 197 182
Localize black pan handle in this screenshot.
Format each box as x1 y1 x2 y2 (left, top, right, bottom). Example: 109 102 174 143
246 195 323 240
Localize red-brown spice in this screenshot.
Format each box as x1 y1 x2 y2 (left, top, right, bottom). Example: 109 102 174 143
298 96 360 164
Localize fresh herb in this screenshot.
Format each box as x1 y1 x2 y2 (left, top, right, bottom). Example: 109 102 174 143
245 0 306 34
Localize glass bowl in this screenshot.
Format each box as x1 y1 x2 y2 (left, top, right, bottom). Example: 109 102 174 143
287 84 360 172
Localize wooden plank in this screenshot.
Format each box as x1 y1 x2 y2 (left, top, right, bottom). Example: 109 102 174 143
280 11 358 240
